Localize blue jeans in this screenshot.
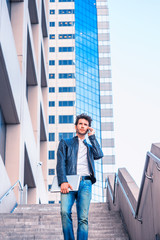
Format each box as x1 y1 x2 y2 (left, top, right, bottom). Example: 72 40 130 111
61 178 92 240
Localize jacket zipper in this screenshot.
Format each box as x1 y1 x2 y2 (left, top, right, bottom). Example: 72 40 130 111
86 145 95 178
75 138 79 174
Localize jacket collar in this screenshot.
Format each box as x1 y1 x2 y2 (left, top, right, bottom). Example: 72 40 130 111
74 135 87 143
74 135 78 140
83 139 88 146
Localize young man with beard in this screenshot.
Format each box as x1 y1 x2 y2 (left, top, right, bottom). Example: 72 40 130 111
56 113 103 240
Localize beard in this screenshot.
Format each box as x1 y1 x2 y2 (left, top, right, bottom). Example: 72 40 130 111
76 128 88 136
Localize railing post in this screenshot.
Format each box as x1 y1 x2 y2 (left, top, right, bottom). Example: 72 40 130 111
113 173 117 204
19 184 28 204
24 184 28 204
20 188 23 204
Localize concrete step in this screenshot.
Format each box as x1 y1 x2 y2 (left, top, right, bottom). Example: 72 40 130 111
0 203 129 240
14 204 109 214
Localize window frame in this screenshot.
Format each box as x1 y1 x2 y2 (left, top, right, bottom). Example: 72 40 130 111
48 151 55 160
49 115 55 124
49 133 55 141
59 115 74 124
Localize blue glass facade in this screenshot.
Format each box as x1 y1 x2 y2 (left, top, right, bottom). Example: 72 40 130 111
75 0 103 201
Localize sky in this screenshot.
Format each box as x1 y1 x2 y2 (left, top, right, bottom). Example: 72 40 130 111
108 0 160 186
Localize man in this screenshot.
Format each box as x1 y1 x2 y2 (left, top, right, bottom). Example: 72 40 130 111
56 113 103 240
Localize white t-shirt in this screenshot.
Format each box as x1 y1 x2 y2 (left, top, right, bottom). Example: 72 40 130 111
77 138 90 176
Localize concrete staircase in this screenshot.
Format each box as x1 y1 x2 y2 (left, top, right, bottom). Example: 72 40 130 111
0 203 129 240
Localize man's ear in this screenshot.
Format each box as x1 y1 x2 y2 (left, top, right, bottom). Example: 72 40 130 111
75 125 77 130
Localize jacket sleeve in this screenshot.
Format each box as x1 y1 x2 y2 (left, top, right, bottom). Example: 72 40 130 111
56 139 68 186
89 134 104 160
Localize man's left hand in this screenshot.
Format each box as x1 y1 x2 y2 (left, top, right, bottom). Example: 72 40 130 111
88 127 95 136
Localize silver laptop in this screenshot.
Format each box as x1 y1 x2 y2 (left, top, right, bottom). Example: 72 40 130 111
50 175 81 192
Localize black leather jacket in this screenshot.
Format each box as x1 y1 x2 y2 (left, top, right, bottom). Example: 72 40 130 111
56 134 103 185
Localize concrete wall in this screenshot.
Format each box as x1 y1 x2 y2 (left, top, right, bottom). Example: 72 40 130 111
106 143 160 240
0 0 48 212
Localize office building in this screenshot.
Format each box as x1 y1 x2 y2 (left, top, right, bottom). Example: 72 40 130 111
0 0 49 212
97 0 115 200
48 0 115 203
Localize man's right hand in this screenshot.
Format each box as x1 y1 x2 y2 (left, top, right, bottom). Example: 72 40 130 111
61 182 73 194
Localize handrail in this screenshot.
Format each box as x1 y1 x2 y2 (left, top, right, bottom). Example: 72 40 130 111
135 151 160 220
106 174 136 216
0 180 23 204
106 151 160 223
113 173 117 204
105 178 114 202
105 173 116 204
116 175 136 217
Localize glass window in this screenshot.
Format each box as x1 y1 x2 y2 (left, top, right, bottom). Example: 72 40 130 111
48 168 55 174
48 152 55 160
49 87 55 93
59 115 73 124
50 22 55 27
59 0 74 2
59 132 74 140
59 34 75 39
49 47 55 52
59 87 76 92
59 21 75 27
49 34 55 39
49 101 55 107
48 185 52 191
59 9 74 14
50 0 55 2
59 73 75 79
49 73 55 79
49 60 55 65
59 47 74 52
50 10 55 14
49 133 55 141
49 116 55 124
59 101 75 107
59 60 74 65
48 201 55 204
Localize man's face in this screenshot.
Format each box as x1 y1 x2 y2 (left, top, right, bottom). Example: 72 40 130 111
75 118 89 136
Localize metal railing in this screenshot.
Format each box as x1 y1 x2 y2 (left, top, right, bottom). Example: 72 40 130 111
106 174 136 217
106 151 160 223
105 177 114 202
0 180 24 205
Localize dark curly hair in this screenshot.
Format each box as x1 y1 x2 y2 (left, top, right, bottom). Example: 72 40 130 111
75 113 92 127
